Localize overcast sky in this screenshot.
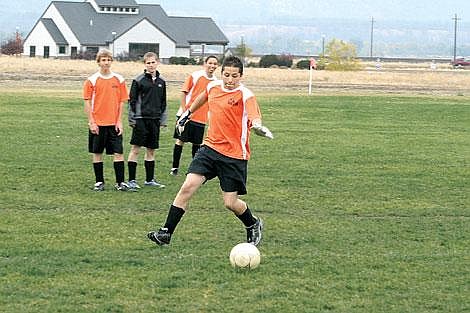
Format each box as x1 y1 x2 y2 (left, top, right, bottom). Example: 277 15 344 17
3 0 470 34
159 0 470 23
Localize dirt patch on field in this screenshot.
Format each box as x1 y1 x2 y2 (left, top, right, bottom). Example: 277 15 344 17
1 55 470 97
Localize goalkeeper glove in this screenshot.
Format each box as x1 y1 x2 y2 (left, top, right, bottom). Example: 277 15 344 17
252 123 274 139
176 110 191 135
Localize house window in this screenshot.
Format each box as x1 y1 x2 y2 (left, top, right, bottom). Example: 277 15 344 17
43 46 50 58
29 46 36 57
131 8 136 12
125 8 129 12
129 43 159 60
59 46 66 54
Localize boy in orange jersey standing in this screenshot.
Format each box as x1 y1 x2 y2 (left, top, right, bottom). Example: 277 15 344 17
83 49 131 191
148 56 273 247
170 55 219 176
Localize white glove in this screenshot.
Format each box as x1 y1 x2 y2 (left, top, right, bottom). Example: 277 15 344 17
252 123 273 139
176 110 191 135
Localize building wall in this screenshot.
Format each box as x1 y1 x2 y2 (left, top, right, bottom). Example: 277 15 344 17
42 4 81 52
116 19 178 59
23 22 59 57
175 47 190 58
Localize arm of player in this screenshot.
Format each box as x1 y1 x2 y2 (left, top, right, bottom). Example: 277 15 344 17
176 91 208 135
251 118 274 139
84 99 99 135
178 91 188 118
128 79 138 127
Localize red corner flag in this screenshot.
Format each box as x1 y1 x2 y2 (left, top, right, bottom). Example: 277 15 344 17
310 58 317 70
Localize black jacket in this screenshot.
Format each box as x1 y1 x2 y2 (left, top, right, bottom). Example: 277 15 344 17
128 70 167 125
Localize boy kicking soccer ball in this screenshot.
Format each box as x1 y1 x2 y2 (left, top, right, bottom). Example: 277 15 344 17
148 56 273 247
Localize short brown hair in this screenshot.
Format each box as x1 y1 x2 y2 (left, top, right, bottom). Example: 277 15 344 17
143 52 158 62
96 49 113 63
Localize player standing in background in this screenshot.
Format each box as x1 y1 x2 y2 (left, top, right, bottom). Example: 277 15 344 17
148 56 273 247
170 55 219 176
127 52 167 190
83 49 130 191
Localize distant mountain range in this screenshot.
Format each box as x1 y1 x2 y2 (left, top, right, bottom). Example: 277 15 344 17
222 17 470 58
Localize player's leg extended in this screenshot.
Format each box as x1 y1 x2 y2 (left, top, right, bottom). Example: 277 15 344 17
148 173 205 246
223 191 263 246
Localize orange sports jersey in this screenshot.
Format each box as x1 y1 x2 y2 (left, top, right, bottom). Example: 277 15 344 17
83 71 128 126
203 81 261 160
181 70 216 124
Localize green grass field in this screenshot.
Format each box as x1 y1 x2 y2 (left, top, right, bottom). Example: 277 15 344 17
0 92 469 312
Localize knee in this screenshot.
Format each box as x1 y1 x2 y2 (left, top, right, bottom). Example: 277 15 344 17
131 146 140 155
223 198 236 210
146 149 155 159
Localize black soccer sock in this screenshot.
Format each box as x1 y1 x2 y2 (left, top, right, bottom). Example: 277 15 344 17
163 205 186 234
191 144 201 158
128 161 137 181
172 144 183 168
93 162 104 183
144 160 155 182
236 206 257 227
113 161 125 184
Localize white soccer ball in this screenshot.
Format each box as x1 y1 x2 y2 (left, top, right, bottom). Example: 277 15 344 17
229 243 261 269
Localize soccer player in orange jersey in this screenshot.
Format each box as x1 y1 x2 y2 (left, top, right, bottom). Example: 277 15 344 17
148 56 273 247
170 55 219 176
83 49 130 191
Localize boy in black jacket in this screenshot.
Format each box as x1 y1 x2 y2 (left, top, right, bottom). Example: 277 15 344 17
127 52 167 189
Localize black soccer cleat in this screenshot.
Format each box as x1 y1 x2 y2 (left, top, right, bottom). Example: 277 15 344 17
246 217 263 246
147 228 171 246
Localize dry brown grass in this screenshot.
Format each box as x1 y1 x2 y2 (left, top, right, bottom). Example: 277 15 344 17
1 55 470 98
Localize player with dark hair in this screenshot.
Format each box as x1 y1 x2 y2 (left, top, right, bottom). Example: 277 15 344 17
148 56 273 247
127 52 167 190
170 55 219 176
83 49 130 191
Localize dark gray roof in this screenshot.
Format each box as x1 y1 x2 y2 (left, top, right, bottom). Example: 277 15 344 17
95 0 138 7
49 1 228 47
41 18 68 44
168 17 229 46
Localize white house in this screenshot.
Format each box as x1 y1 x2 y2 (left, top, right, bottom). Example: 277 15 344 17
23 0 229 61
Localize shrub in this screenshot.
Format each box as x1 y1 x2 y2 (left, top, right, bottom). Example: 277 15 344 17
259 54 293 68
296 59 311 70
1 34 23 55
169 56 197 65
324 38 362 71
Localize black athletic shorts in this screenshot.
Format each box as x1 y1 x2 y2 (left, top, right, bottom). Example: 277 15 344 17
88 125 123 155
188 145 248 195
173 120 205 144
130 119 160 149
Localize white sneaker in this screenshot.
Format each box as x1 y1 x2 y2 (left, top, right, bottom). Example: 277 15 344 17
115 182 135 192
144 179 165 188
127 180 141 189
93 182 104 191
